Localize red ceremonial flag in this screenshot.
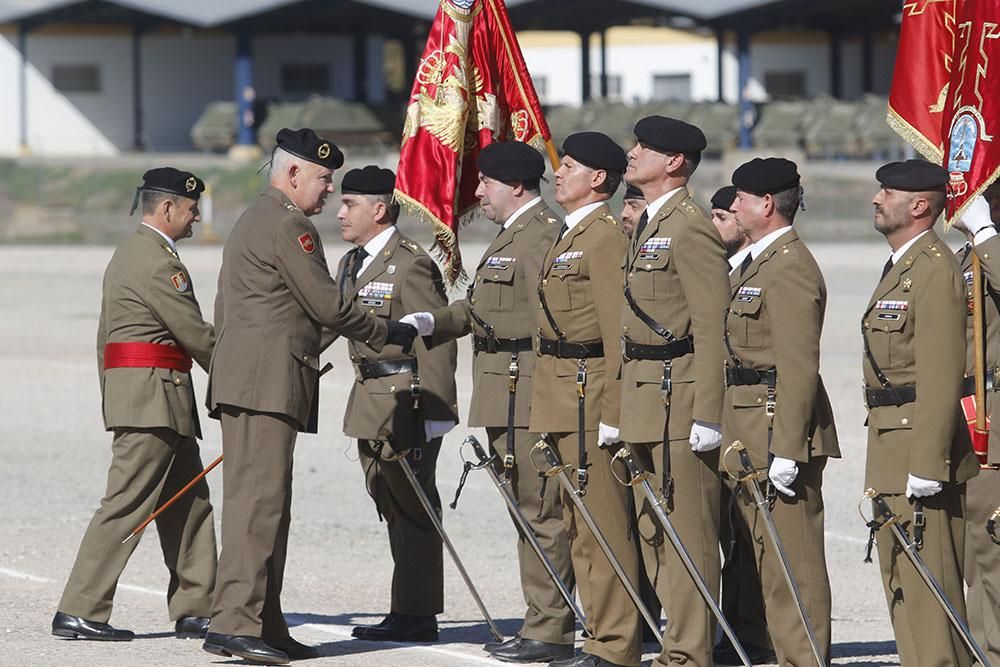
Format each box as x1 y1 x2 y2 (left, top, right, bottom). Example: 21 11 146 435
394 0 556 283
887 0 961 161
942 0 1000 223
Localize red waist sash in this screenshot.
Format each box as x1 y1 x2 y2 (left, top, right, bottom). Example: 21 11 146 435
104 342 192 373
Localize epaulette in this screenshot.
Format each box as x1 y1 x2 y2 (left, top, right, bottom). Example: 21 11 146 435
601 214 619 227
161 244 179 260
282 201 300 213
679 198 701 218
400 239 423 254
922 243 945 260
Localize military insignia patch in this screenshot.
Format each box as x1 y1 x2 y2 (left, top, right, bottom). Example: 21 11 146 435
317 143 331 160
185 177 197 193
171 271 189 292
387 265 396 275
359 281 394 300
640 237 671 252
298 233 316 254
875 299 908 310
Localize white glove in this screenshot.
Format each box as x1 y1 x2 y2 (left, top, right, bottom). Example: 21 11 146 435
598 422 620 447
906 474 943 499
953 195 996 242
768 456 799 497
688 420 722 452
424 419 456 442
400 312 434 336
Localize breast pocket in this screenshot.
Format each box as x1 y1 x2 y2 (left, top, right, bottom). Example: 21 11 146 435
868 309 909 370
729 296 764 348
631 251 670 300
477 265 516 312
544 261 580 311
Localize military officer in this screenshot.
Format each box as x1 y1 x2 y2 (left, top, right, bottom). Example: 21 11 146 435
620 117 729 667
949 183 1000 665
204 129 416 665
531 131 640 667
403 142 575 664
863 159 979 667
723 158 840 665
52 168 217 642
620 183 645 239
334 166 459 643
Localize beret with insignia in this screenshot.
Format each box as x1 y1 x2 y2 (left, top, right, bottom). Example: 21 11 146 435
875 159 948 192
276 127 344 170
624 183 644 201
342 165 395 195
732 157 800 196
130 167 205 215
478 141 545 185
633 115 707 154
562 131 628 173
711 185 737 211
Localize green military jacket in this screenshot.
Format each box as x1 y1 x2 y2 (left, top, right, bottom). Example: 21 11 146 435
529 202 626 433
863 229 979 493
207 186 387 433
432 198 561 428
722 228 840 469
337 230 459 441
619 187 730 443
98 224 214 438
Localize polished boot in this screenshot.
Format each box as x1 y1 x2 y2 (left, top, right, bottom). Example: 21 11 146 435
203 632 290 665
51 611 134 641
491 637 574 663
484 633 521 653
351 613 438 642
713 637 777 665
548 652 623 667
267 636 320 660
174 615 210 639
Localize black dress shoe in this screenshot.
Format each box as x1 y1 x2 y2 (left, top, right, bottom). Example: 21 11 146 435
548 652 622 667
713 637 777 665
174 615 210 639
267 636 319 660
203 632 290 665
492 638 574 663
351 613 438 642
484 633 520 653
51 611 134 641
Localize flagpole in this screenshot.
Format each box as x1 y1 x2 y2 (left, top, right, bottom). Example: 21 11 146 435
544 139 559 172
972 254 989 454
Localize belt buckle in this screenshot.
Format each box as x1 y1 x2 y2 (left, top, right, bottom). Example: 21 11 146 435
410 374 421 408
661 360 672 402
621 336 630 362
503 453 515 469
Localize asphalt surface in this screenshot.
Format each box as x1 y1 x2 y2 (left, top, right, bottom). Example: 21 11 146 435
0 239 938 665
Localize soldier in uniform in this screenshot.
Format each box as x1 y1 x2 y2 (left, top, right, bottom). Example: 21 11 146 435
532 131 640 667
333 166 459 643
723 158 840 665
403 142 575 664
52 168 217 642
949 183 1000 665
863 159 979 667
203 129 416 665
620 184 645 239
620 117 729 667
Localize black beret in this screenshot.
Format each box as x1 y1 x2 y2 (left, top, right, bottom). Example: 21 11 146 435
562 132 628 173
130 167 204 215
342 166 395 195
624 183 645 201
478 141 545 184
276 127 344 169
633 115 707 154
711 185 738 211
875 159 948 192
732 157 800 195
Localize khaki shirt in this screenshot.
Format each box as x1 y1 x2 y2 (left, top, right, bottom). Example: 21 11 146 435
863 229 979 492
337 230 459 441
529 202 626 433
207 186 387 432
722 228 840 469
98 224 214 438
619 187 729 443
432 199 561 428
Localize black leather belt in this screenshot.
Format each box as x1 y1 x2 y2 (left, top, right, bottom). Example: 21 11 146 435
962 370 996 397
864 384 917 408
537 337 604 359
473 335 533 354
726 366 777 388
357 357 417 380
623 335 693 361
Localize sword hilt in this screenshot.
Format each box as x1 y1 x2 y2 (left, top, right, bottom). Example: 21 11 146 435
722 440 766 483
530 436 572 478
606 442 650 487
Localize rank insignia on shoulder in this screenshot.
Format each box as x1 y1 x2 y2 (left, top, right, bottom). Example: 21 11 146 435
283 202 299 212
875 299 908 310
359 281 394 300
554 250 583 263
171 271 189 292
640 237 671 252
298 232 316 254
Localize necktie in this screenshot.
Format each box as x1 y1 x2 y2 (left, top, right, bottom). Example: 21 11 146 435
880 257 893 281
557 222 569 241
634 211 649 238
351 247 369 281
496 224 507 239
739 252 753 277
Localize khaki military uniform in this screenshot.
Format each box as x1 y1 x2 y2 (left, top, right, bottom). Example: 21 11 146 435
432 199 575 645
529 203 641 666
337 229 458 616
957 236 1000 665
208 186 387 640
59 224 217 624
617 188 728 666
723 228 840 665
863 229 979 667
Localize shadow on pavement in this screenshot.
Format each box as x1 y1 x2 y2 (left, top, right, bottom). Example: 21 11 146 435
285 611 523 646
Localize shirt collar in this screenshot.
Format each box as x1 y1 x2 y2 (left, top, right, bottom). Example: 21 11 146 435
362 225 397 258
644 186 684 221
503 196 542 230
891 229 930 266
728 246 751 271
141 222 177 253
564 201 604 231
748 226 794 261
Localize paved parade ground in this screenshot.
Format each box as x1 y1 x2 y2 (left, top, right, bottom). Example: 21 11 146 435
0 238 948 665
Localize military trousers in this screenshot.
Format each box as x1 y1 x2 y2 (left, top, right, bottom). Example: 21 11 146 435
59 427 216 623
357 435 444 616
733 456 831 667
966 467 1000 665
719 475 770 650
210 405 297 640
874 485 973 667
631 439 720 667
554 430 642 667
486 426 575 645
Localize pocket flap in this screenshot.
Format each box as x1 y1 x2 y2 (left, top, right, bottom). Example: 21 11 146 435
871 309 908 332
730 296 762 317
480 264 515 284
289 336 320 370
730 383 767 407
549 261 581 278
872 403 914 430
634 252 670 271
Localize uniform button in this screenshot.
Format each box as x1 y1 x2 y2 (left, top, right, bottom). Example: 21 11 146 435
470 298 476 304
945 458 951 465
864 323 870 329
303 355 309 362
901 418 909 425
645 264 652 269
174 377 182 385
542 279 548 286
389 385 396 392
629 272 634 278
756 397 763 403
883 326 889 332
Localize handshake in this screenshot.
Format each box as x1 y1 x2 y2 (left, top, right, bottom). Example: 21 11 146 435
384 312 436 353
